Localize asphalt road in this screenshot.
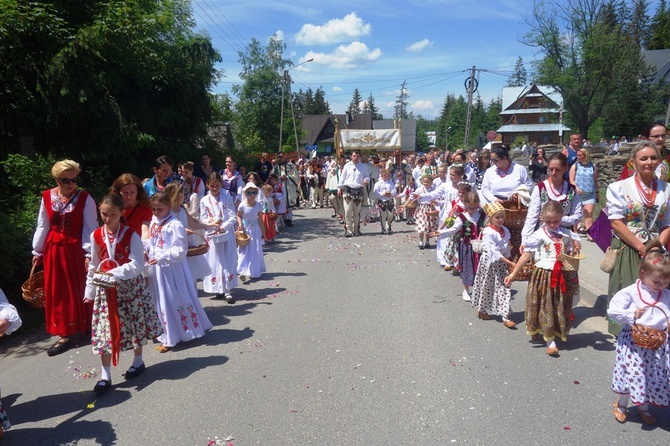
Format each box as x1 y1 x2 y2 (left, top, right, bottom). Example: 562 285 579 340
1 207 669 445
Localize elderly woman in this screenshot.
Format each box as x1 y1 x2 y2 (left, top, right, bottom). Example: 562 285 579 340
606 141 670 335
480 145 533 204
32 160 98 356
110 173 152 236
569 148 599 234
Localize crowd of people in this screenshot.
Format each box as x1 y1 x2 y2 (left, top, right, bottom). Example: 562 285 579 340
2 123 670 435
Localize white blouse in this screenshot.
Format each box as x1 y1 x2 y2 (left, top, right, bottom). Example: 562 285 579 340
524 226 581 270
606 176 670 242
480 162 533 204
85 227 145 300
32 191 98 255
373 179 397 201
144 214 188 266
521 180 583 243
481 225 512 266
608 280 670 330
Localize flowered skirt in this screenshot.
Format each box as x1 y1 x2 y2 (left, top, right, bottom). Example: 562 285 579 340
525 267 575 342
415 203 438 233
442 234 460 268
91 276 163 356
611 326 670 406
470 252 511 317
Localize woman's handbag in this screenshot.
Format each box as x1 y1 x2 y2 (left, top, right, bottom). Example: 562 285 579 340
599 246 621 274
587 209 612 253
632 306 669 350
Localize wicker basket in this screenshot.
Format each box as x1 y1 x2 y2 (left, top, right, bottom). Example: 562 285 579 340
92 259 119 289
558 251 585 272
501 194 528 230
471 239 484 253
235 231 251 247
21 263 45 309
187 232 209 257
508 255 533 282
632 306 669 350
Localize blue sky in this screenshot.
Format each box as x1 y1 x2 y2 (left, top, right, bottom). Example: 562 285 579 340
191 0 662 119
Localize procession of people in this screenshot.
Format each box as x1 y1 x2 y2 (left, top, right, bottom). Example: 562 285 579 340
3 125 670 437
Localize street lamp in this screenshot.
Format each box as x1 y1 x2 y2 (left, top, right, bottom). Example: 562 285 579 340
279 58 314 154
445 126 452 151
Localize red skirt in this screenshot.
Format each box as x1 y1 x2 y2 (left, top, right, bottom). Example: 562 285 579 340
262 213 277 240
43 231 92 337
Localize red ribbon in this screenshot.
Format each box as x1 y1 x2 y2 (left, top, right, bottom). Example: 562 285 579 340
551 261 567 293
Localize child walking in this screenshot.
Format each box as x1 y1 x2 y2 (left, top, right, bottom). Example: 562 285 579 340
609 247 670 425
146 192 212 352
373 168 397 234
505 200 582 355
85 194 163 395
237 183 267 282
471 202 516 326
402 176 417 225
200 172 238 303
433 192 486 302
260 184 277 242
406 175 438 249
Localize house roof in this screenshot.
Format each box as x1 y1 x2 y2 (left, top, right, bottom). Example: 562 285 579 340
301 115 330 145
499 108 562 115
502 84 563 111
643 49 670 84
496 123 571 133
300 113 373 145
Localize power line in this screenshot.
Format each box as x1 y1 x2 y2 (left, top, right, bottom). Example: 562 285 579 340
191 0 246 55
197 0 248 50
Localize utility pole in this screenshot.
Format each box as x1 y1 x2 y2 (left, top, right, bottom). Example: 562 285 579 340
464 65 476 148
279 58 314 152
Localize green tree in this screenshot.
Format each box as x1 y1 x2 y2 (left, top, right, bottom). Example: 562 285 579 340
648 0 670 49
0 0 221 171
628 0 651 48
394 81 410 120
524 0 649 139
313 87 331 115
507 57 528 87
232 35 294 152
362 92 383 119
348 88 362 115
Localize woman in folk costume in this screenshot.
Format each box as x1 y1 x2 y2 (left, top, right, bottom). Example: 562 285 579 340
606 141 670 336
145 192 212 352
200 172 238 304
85 194 162 395
471 202 516 326
32 159 98 356
506 200 582 356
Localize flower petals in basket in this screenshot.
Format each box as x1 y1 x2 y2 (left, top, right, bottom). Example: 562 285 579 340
187 232 209 257
558 251 585 272
208 231 227 245
471 239 485 253
235 231 250 247
21 263 45 309
92 259 119 289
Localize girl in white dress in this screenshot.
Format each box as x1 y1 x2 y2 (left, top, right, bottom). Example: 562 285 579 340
405 175 438 249
200 172 238 303
608 248 670 425
237 183 267 282
164 182 213 282
471 202 516 326
145 192 212 352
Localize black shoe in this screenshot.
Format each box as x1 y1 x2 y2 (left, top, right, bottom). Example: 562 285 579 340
224 293 236 304
284 219 293 227
381 230 387 234
47 338 72 357
419 244 425 250
388 229 393 234
345 232 354 238
124 363 146 380
93 379 112 395
424 243 430 249
354 231 362 237
339 219 345 224
331 213 337 218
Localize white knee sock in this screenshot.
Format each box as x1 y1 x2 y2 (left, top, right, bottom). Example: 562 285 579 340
101 366 111 381
132 353 144 368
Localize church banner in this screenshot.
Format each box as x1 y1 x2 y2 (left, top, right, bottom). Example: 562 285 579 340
338 129 401 151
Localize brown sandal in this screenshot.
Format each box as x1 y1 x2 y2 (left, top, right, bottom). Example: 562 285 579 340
613 401 627 423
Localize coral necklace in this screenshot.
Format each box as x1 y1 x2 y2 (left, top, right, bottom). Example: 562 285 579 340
634 174 657 206
637 280 661 306
548 179 565 196
488 224 505 238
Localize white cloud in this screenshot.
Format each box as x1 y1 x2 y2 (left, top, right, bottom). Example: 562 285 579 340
333 86 344 92
303 42 382 70
272 30 285 42
406 38 433 53
295 12 372 45
413 100 439 116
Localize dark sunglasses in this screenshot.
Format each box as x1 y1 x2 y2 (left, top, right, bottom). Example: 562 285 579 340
245 191 258 196
58 177 79 185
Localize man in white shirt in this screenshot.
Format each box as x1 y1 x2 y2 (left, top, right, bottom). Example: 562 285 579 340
338 151 371 237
